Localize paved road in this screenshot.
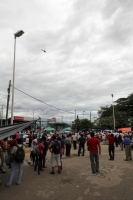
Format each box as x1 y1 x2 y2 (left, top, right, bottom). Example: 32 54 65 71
0 145 133 200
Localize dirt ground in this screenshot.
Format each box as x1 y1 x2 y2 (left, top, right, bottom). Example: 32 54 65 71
0 144 133 200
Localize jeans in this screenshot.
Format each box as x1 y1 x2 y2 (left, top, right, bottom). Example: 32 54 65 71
119 141 123 150
6 162 24 186
90 152 99 173
78 145 85 156
39 154 43 170
65 144 71 156
43 151 47 167
108 144 115 159
73 141 77 149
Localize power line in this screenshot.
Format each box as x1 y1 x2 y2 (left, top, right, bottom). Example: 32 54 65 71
12 85 75 115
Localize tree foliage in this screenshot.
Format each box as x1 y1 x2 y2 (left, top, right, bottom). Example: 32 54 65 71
72 115 93 131
97 93 133 130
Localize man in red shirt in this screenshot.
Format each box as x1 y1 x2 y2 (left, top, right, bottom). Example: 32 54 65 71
87 132 101 174
106 132 115 160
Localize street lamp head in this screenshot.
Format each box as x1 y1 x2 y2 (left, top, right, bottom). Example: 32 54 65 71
111 94 113 97
14 30 24 38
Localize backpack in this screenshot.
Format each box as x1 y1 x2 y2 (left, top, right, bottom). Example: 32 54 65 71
53 141 60 154
15 146 25 163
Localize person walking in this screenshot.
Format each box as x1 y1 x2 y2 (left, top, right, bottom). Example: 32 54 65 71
49 135 61 174
8 135 17 168
6 138 25 187
29 131 33 147
64 134 71 156
87 132 101 174
118 131 124 150
42 137 48 168
78 134 86 156
123 135 132 161
72 133 77 149
106 132 115 160
38 139 44 171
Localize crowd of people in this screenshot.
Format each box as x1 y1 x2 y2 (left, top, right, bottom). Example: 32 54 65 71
0 129 133 187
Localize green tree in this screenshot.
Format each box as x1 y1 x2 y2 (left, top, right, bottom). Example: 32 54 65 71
97 93 133 129
72 115 93 131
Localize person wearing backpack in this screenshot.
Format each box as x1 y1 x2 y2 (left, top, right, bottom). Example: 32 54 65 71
6 138 25 187
49 135 61 174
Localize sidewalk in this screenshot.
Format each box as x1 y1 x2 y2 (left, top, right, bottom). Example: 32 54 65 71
0 145 133 200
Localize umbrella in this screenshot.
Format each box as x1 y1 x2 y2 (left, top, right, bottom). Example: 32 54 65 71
43 127 55 132
63 127 71 131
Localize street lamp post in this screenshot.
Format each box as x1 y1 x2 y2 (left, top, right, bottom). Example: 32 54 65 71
11 30 24 124
28 108 41 120
111 94 115 131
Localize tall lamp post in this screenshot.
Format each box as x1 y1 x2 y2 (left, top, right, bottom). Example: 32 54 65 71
11 30 24 124
111 94 115 131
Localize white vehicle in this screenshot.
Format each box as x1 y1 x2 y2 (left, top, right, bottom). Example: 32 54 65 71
26 137 29 144
23 134 29 142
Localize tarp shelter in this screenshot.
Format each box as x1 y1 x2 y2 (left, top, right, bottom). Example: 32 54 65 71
63 127 71 131
43 127 55 132
0 120 37 140
118 127 131 134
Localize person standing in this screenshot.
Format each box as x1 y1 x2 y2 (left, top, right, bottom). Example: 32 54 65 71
64 134 71 156
38 139 44 171
78 134 86 156
20 131 24 144
42 137 48 168
106 133 115 160
118 131 124 150
123 135 132 161
8 135 17 168
29 131 33 147
72 133 77 149
87 132 101 174
15 132 20 142
0 142 6 173
1 137 8 165
102 134 106 145
6 138 25 187
49 135 61 174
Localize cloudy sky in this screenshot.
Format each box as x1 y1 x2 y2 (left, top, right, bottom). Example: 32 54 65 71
0 0 133 124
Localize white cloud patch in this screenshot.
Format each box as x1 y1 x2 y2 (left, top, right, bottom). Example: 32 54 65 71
0 0 133 123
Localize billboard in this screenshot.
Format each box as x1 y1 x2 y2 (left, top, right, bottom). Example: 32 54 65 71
52 117 56 122
14 116 24 121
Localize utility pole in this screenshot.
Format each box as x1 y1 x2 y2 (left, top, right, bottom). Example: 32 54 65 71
0 111 1 126
6 80 11 125
111 94 115 131
90 111 91 122
1 105 5 126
